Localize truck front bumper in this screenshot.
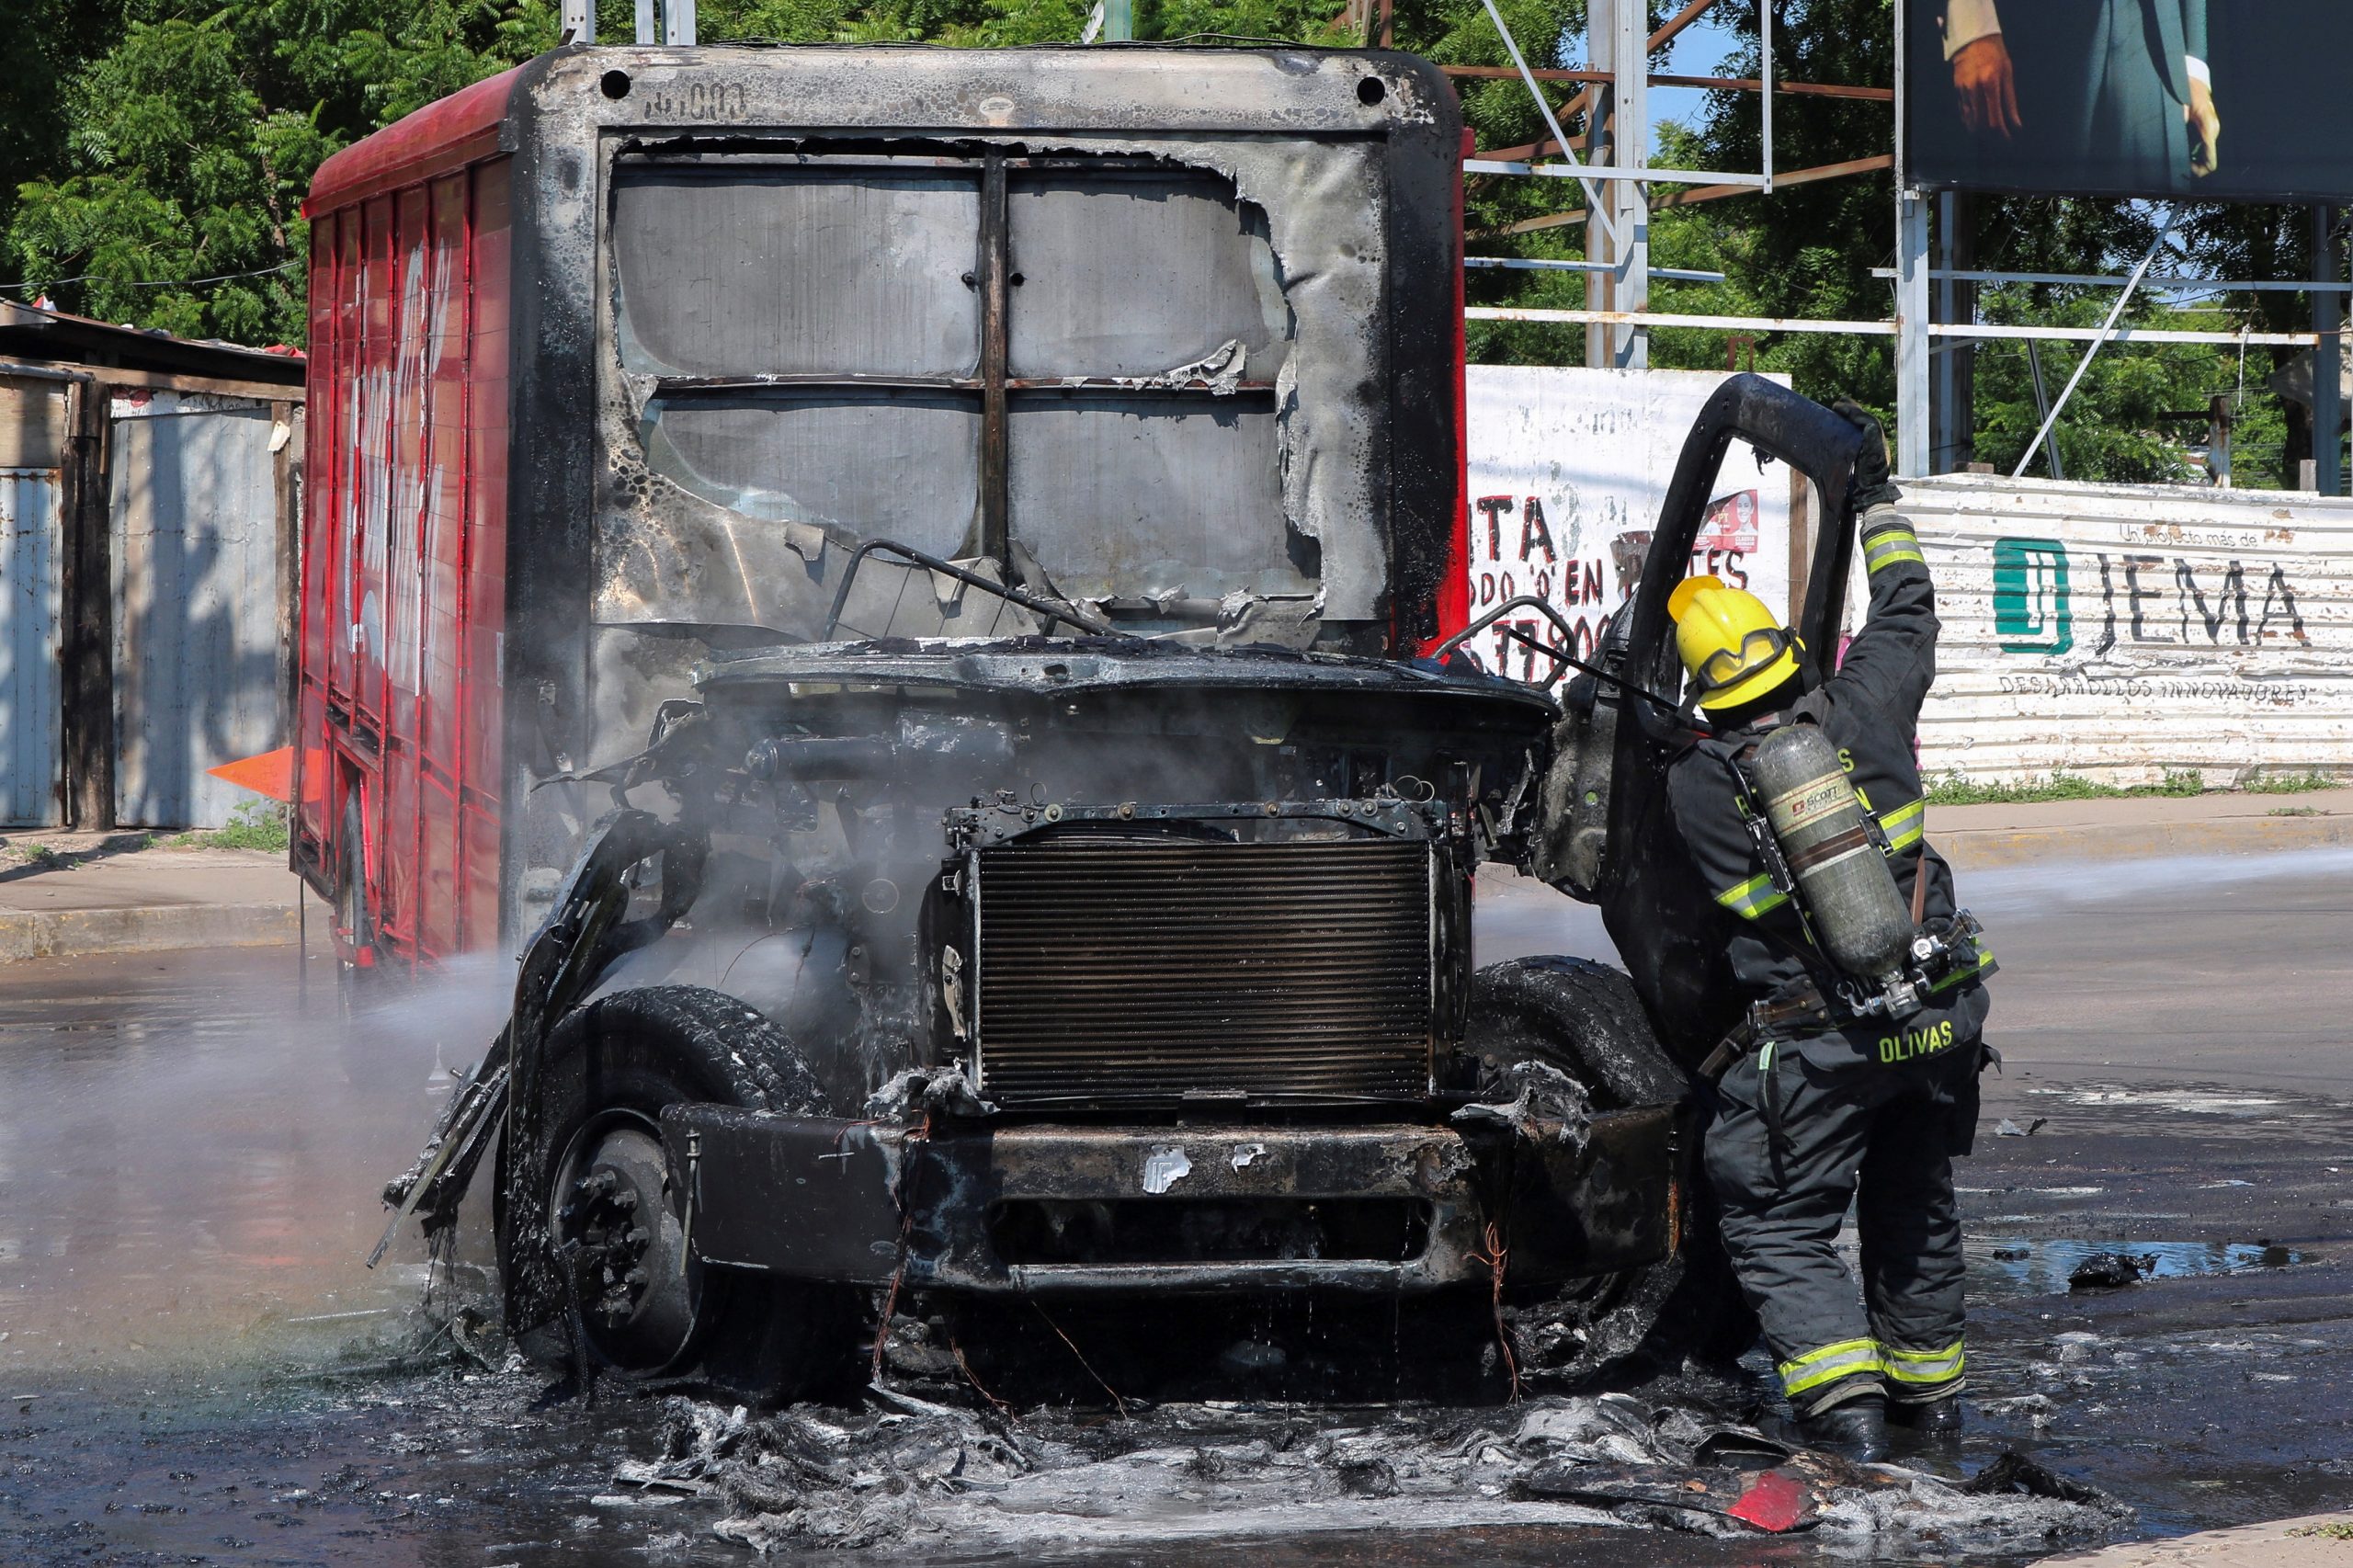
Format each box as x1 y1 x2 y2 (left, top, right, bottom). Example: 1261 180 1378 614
660 1105 1683 1294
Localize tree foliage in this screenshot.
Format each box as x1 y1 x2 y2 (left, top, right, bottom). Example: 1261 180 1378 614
1449 0 2329 488
3 0 1591 341
5 1 563 342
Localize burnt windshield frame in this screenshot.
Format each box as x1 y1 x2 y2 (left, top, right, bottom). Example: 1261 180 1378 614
610 143 1284 596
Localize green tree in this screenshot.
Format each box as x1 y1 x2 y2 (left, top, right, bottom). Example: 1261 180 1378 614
6 0 1585 340
0 1 126 265
6 1 560 343
10 0 2330 490
2170 202 2335 484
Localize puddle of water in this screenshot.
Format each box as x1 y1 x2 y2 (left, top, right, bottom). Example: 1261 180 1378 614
2048 1087 2290 1118
4 936 2347 1566
1967 1237 2300 1298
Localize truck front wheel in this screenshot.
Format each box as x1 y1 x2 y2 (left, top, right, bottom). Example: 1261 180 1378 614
1468 955 1756 1388
497 985 854 1403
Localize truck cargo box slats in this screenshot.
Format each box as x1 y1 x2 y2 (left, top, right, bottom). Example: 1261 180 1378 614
973 836 1434 1104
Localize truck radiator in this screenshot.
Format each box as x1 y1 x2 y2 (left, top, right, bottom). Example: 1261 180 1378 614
972 835 1436 1105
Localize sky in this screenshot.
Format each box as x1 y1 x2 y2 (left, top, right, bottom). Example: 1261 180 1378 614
1656 13 1746 138
1540 11 1757 159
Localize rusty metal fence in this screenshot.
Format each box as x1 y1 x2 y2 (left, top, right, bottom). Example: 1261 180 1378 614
0 359 301 830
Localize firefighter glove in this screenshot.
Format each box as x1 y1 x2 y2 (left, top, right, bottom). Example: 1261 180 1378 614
1830 396 1903 514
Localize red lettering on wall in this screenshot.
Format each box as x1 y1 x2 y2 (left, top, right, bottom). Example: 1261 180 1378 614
1476 495 1515 558
1519 496 1557 564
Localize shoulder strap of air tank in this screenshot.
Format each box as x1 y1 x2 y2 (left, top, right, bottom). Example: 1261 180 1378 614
1712 724 1774 818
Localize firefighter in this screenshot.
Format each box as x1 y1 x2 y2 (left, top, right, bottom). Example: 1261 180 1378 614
1663 404 1994 1460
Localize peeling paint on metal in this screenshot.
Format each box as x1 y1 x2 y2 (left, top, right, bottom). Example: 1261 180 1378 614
1142 1145 1192 1195
591 126 1389 637
540 45 1441 687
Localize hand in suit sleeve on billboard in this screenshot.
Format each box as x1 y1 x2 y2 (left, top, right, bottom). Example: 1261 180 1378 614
1941 2 2020 137
1951 39 2021 137
2182 4 2219 177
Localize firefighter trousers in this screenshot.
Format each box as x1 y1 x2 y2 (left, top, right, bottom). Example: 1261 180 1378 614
1703 992 1990 1417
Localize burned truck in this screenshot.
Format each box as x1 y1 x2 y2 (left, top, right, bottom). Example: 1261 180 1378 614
307 41 1870 1398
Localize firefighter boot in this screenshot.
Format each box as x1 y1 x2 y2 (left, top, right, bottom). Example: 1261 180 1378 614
1796 1394 1891 1461
1888 1395 1963 1439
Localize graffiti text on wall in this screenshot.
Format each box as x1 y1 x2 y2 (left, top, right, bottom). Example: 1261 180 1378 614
1467 490 1762 681
1991 538 2310 658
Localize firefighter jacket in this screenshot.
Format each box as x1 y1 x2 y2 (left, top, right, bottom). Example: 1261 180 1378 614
1664 505 1993 1056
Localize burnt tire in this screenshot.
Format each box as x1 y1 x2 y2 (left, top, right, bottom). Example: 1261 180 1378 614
495 984 853 1403
1468 955 1756 1387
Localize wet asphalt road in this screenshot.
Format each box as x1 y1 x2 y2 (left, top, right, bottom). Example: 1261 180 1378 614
2 850 2350 1565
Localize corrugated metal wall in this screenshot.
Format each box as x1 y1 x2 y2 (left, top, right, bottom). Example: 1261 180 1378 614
1903 476 2353 785
0 373 66 825
108 391 285 828
300 162 510 962
0 468 63 825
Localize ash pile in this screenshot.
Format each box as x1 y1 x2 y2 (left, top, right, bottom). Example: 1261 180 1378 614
599 1379 2129 1556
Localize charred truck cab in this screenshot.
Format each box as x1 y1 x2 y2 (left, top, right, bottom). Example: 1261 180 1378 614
330 43 1869 1397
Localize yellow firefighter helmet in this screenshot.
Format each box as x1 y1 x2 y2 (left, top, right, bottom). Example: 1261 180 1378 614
1667 574 1802 711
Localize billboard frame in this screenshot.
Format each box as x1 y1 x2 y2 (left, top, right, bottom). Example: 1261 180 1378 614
1456 0 2350 494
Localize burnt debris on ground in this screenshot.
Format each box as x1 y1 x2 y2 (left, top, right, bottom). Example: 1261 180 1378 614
579 1373 2130 1556
2069 1252 2157 1291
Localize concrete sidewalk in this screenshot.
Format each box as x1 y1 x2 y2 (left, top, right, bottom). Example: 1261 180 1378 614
0 830 313 964
1933 788 2353 871
2040 1514 2353 1566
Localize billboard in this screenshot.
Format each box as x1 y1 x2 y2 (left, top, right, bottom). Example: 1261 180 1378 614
1904 0 2353 203
1464 367 1797 685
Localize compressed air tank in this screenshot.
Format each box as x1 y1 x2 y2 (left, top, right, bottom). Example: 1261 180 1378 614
1750 722 1914 984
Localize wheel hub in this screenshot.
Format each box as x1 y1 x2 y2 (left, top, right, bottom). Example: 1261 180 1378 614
551 1117 699 1371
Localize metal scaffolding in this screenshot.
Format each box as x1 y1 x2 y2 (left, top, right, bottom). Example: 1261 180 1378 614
1460 0 2350 491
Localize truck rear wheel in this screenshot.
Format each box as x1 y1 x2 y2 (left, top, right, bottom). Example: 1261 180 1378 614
497 984 855 1403
1468 955 1756 1388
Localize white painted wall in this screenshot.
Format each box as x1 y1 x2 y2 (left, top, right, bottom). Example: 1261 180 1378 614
1464 366 1800 683
1465 373 2350 786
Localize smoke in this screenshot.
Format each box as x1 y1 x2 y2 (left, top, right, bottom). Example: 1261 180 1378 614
0 942 512 1379
1963 846 2353 918
1472 847 2353 979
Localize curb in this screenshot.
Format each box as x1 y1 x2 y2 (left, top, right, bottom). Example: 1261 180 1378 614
2036 1512 2353 1566
0 903 299 965
1939 812 2353 872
